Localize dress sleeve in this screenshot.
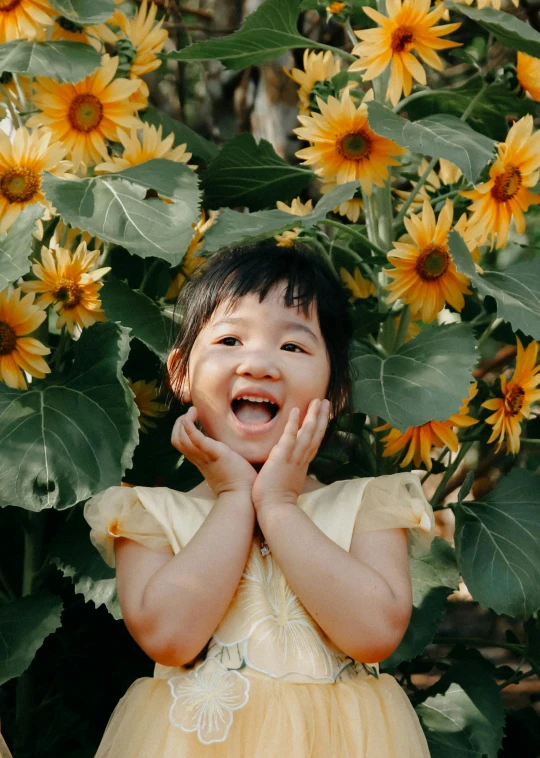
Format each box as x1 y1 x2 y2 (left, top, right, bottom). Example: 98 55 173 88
83 486 173 568
353 472 435 558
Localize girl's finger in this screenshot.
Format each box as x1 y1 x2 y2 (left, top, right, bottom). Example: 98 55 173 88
274 407 300 456
294 399 321 451
182 410 221 461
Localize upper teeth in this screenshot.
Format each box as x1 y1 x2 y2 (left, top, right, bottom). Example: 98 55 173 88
236 396 274 404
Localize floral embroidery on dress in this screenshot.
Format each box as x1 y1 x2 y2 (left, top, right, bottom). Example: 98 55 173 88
168 658 250 745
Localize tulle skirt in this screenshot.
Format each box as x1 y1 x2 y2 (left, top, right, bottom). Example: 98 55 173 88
93 667 430 757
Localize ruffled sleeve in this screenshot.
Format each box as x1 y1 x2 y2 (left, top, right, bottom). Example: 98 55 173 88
353 472 435 558
84 486 173 568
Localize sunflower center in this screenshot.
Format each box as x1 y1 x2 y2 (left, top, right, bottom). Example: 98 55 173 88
68 93 104 133
52 278 83 309
338 131 371 160
415 244 450 280
491 165 522 203
506 385 525 416
0 0 21 11
0 167 41 203
0 320 17 356
391 25 415 53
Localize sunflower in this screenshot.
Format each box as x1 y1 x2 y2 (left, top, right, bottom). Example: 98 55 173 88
274 197 313 247
0 285 50 390
94 122 195 173
27 54 143 171
482 337 540 455
393 315 421 342
375 382 478 470
294 90 406 195
19 242 111 335
516 52 540 103
51 15 120 49
128 377 168 433
116 0 168 78
461 115 540 249
0 0 54 42
166 210 218 300
320 180 364 222
0 126 72 233
394 157 461 215
384 199 472 323
327 2 346 13
349 0 461 107
340 266 376 299
285 50 342 115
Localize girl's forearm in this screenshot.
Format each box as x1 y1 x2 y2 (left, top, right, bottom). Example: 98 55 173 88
142 491 255 666
257 502 405 663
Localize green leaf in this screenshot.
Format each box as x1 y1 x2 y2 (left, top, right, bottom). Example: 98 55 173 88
203 181 360 251
418 660 505 758
0 205 43 289
383 538 459 668
100 276 171 359
42 160 201 265
49 0 115 25
141 105 218 163
0 322 139 512
202 133 313 211
367 102 495 183
455 468 540 618
163 0 331 70
524 616 540 678
445 1 540 57
0 40 100 83
0 592 63 685
351 323 477 431
449 230 540 339
49 505 121 619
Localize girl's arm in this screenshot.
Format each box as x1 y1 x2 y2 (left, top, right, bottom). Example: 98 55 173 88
115 489 255 667
257 503 411 663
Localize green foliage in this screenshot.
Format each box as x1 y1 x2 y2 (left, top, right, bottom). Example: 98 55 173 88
368 103 495 182
42 160 201 264
0 322 138 512
455 468 540 618
0 40 100 82
202 133 313 210
48 0 116 25
141 105 219 163
351 324 477 430
0 205 43 289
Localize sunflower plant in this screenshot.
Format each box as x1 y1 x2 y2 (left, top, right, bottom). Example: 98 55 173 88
0 0 540 755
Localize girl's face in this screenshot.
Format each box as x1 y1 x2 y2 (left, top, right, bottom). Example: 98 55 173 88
171 285 332 464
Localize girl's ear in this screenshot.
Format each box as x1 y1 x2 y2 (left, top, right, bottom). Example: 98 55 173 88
167 348 191 404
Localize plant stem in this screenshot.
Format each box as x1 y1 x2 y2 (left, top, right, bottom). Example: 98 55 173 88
498 667 537 691
139 258 161 293
393 303 410 351
312 41 356 63
393 156 438 229
12 73 29 112
520 437 540 446
461 82 489 122
477 316 503 352
368 334 389 358
0 565 16 600
421 446 449 484
430 440 473 508
432 635 524 654
344 18 358 47
0 84 23 128
324 218 386 256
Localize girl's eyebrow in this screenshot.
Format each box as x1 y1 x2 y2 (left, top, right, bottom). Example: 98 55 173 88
210 316 320 344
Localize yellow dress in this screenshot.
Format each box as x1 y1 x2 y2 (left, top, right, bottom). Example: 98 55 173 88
84 473 435 757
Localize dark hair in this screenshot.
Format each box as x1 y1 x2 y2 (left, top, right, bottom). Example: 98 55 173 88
165 239 354 422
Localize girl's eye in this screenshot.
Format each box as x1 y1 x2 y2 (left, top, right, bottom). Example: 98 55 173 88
282 343 305 353
218 338 304 353
218 337 239 346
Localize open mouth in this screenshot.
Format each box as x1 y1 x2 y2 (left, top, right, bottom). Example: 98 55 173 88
231 398 279 426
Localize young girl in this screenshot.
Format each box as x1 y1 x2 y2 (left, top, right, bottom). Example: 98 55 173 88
84 240 435 757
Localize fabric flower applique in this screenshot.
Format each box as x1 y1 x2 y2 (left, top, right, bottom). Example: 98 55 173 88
168 658 250 745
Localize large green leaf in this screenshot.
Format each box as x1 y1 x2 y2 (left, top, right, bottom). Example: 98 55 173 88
418 660 505 758
367 102 495 183
42 160 201 265
454 468 540 619
445 1 540 58
141 106 219 164
351 323 477 431
0 592 63 685
383 538 459 668
449 230 540 339
0 40 100 83
0 205 43 289
201 133 313 211
164 0 330 69
49 0 115 25
203 181 360 251
100 276 171 359
49 505 121 619
0 322 139 512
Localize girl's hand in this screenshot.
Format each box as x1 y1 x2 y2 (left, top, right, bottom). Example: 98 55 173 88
171 406 257 498
251 398 331 513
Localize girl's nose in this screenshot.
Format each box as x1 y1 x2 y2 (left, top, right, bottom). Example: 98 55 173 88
236 353 280 379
